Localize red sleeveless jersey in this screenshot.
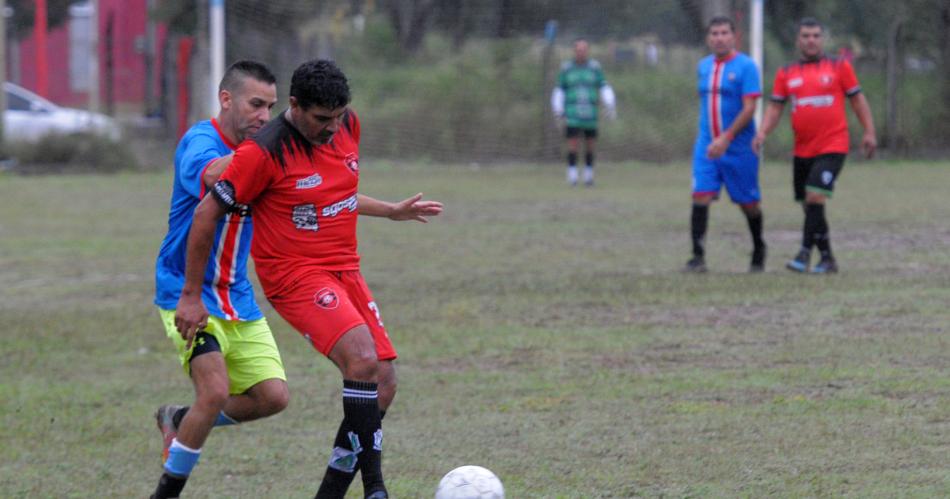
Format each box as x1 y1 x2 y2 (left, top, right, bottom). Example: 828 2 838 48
769 57 862 157
219 110 362 298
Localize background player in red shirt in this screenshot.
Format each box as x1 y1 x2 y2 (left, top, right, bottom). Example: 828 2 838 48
176 60 442 499
753 18 877 274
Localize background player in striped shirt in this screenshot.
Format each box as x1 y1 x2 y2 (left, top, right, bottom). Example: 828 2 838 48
176 60 443 499
551 38 616 187
753 18 877 274
685 16 765 273
151 61 287 499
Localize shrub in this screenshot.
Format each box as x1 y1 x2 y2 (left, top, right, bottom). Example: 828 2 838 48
6 132 140 174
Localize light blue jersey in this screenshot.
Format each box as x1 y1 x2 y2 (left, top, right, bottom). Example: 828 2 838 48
154 119 262 321
696 52 761 148
693 52 762 204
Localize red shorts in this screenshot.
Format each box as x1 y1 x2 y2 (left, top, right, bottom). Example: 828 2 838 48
268 270 396 360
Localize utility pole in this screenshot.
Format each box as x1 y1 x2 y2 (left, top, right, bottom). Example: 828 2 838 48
750 0 763 127
209 0 225 113
143 0 155 116
89 0 99 113
35 0 49 97
0 0 6 146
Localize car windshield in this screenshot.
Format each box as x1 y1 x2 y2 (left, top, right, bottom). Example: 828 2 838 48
4 83 60 112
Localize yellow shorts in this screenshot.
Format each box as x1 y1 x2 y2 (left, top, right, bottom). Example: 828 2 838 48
158 308 286 395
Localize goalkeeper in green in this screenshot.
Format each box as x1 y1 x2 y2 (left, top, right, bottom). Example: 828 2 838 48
551 38 617 186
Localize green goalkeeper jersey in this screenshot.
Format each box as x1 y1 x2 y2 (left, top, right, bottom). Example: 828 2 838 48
557 59 607 129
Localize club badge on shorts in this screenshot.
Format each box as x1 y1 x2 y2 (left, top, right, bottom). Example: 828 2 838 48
314 287 340 310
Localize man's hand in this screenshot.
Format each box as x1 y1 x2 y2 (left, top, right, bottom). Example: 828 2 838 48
862 131 877 159
388 193 444 223
175 293 209 350
752 132 766 154
706 134 731 159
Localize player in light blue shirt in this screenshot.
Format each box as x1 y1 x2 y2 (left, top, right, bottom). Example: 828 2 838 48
150 61 286 499
685 16 766 273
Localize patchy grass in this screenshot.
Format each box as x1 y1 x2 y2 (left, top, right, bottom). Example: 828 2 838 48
1 160 949 497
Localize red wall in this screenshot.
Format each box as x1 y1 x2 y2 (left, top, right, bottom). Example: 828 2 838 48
13 0 166 111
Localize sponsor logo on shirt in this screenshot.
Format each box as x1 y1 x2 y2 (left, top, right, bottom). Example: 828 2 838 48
321 194 358 218
314 287 340 310
793 95 835 108
296 173 323 189
344 153 359 175
292 204 319 231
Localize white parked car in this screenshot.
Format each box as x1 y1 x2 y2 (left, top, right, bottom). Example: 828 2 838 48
3 82 121 142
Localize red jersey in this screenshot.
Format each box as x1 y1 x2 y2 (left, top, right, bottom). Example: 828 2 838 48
769 56 862 157
216 110 362 298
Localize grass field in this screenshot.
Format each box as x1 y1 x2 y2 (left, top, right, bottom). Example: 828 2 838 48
2 160 950 498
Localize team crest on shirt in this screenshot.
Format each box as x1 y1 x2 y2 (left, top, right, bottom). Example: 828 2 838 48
314 288 340 310
820 74 833 86
727 72 736 81
344 153 359 175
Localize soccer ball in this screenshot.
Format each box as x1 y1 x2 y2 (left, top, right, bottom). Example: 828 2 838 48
434 465 505 499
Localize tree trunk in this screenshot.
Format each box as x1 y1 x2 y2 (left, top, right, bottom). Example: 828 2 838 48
883 16 904 150
940 0 950 136
700 0 731 26
386 0 436 54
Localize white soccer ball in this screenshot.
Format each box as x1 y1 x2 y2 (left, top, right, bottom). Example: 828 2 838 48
434 465 505 499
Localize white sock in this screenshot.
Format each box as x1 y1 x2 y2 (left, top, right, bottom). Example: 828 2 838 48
583 166 594 183
566 166 578 184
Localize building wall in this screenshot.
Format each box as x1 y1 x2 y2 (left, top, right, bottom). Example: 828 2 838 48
11 0 166 112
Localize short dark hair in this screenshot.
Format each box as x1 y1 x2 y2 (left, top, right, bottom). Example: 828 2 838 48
798 17 823 32
707 15 735 33
219 60 276 94
290 59 351 110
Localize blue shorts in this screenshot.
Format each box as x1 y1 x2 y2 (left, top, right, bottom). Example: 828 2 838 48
691 141 761 205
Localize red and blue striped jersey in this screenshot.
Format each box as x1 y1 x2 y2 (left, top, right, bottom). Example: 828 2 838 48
696 51 761 147
154 118 263 321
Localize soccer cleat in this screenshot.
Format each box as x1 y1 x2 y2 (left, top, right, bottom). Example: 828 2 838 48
683 256 707 273
582 168 594 187
785 249 810 273
155 404 185 462
750 244 767 273
811 258 838 274
365 491 388 499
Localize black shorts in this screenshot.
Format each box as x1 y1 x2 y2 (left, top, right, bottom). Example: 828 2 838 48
565 127 598 139
793 153 846 201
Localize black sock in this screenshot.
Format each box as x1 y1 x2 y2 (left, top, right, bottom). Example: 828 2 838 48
315 406 388 499
585 152 594 168
344 380 385 495
315 420 358 498
745 211 764 250
690 204 709 258
802 203 823 253
316 380 385 498
567 152 577 167
810 204 832 259
172 407 189 428
151 472 187 499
